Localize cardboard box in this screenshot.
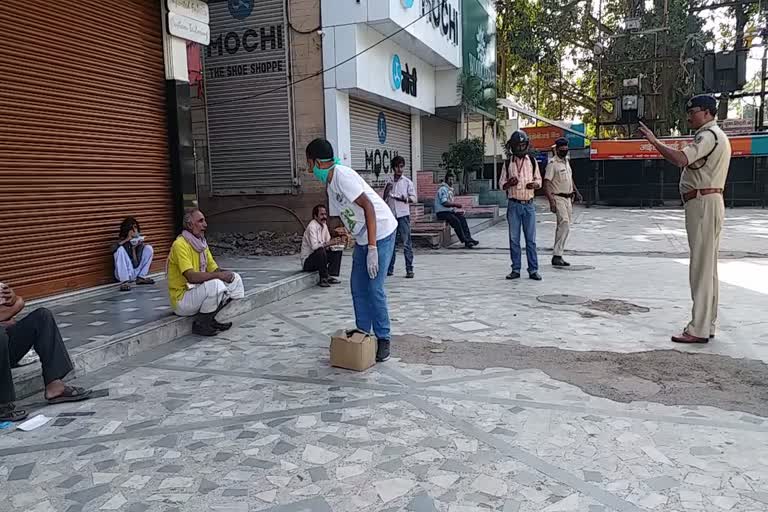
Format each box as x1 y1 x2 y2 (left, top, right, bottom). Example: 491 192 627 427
330 329 376 371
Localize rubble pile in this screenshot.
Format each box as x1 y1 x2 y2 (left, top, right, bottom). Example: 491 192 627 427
208 231 303 257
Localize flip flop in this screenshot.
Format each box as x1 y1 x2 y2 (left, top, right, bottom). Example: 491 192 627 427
0 403 29 422
136 277 155 285
119 282 132 292
45 386 92 405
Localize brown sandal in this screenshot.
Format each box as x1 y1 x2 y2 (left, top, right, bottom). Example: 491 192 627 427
136 277 155 285
46 386 92 405
0 403 29 422
119 282 132 292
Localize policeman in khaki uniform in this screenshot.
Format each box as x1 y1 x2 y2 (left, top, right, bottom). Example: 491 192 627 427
544 137 583 266
639 95 731 344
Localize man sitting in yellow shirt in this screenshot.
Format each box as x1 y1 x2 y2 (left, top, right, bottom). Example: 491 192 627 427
168 208 245 336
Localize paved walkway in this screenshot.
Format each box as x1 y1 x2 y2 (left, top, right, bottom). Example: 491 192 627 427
19 256 303 353
3 205 768 512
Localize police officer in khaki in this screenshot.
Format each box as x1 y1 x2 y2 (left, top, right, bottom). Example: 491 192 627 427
639 94 731 344
544 137 583 266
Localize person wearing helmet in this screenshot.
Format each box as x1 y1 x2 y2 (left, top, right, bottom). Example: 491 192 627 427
639 95 731 345
499 130 543 281
544 137 583 267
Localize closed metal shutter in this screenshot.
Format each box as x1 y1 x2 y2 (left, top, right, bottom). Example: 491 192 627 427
0 0 174 299
350 98 412 186
422 116 457 171
204 0 294 195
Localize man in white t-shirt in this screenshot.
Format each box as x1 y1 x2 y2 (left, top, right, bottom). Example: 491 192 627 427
305 138 397 362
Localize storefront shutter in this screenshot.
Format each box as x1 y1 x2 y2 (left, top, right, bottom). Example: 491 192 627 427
349 98 412 186
204 0 294 195
422 116 458 172
0 0 174 299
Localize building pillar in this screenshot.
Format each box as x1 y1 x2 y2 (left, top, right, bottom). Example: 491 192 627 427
410 113 422 198
161 0 197 233
324 89 352 166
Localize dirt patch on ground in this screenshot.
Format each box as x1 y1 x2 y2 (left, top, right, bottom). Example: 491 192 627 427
586 299 651 315
395 334 768 417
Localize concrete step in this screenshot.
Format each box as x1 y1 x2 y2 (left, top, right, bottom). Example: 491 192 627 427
11 271 319 399
464 205 499 218
454 194 480 208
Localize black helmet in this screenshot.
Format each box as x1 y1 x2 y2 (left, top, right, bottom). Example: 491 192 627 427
506 130 530 158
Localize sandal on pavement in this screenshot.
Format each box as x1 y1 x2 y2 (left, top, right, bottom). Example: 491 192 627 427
136 277 155 285
0 403 29 422
45 386 92 405
671 332 709 344
119 282 132 292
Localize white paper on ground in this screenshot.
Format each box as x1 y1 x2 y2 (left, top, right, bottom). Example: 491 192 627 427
18 415 51 431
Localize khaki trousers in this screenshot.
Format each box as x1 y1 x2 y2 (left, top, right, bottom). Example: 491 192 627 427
684 194 724 338
553 196 573 257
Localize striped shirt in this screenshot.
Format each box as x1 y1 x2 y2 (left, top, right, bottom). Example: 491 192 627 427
499 156 542 201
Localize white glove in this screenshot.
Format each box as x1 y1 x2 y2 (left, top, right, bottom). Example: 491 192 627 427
367 246 379 279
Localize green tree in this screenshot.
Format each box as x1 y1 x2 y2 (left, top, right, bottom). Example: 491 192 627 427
440 138 485 194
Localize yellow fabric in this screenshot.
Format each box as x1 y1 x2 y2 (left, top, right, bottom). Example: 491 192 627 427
167 236 219 308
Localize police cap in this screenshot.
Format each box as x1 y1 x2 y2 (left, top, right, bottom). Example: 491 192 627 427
686 94 717 114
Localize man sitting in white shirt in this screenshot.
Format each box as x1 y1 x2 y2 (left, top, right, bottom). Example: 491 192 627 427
300 204 345 287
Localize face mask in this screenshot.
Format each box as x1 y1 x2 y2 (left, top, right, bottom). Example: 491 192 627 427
312 157 340 183
557 149 568 158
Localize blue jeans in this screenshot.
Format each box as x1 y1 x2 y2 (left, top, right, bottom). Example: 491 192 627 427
351 232 395 341
507 200 538 273
388 216 414 274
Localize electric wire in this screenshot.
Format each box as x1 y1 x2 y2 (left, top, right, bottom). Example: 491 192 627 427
204 6 437 108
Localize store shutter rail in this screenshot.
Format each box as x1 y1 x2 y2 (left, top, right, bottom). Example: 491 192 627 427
0 0 174 299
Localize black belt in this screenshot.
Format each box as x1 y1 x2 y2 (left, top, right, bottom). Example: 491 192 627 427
555 193 574 198
508 198 533 204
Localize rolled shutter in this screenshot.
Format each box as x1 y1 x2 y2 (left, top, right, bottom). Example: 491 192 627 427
349 98 412 186
422 116 458 171
0 0 174 299
204 0 294 195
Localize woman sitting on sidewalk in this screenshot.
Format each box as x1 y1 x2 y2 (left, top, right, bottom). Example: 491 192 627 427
112 217 155 291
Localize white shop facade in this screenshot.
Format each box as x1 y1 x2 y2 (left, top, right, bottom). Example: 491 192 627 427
321 0 463 191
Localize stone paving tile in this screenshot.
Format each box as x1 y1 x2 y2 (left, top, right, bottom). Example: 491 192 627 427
424 395 768 512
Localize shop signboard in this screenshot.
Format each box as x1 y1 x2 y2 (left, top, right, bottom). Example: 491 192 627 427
590 135 764 160
462 0 496 117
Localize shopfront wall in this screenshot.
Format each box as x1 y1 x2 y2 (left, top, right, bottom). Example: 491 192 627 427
0 0 174 299
349 99 413 186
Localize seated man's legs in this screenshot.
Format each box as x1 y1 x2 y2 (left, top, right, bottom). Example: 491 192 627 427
436 212 466 243
457 212 475 243
114 246 136 283
1 308 90 421
134 245 155 284
174 275 244 336
327 249 343 279
303 247 331 281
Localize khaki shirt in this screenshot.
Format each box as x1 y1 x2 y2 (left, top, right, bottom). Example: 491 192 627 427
544 156 573 194
679 120 732 194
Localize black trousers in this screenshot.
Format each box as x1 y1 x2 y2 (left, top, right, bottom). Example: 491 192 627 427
0 308 74 403
437 211 473 243
303 247 342 279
